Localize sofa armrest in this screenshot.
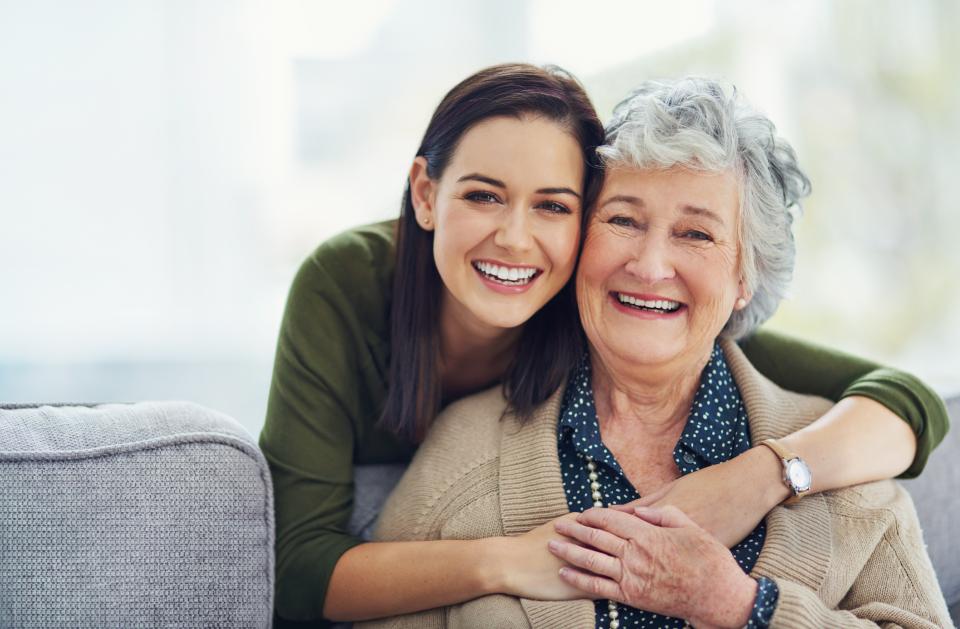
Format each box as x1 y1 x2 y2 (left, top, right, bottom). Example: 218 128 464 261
900 393 960 627
0 401 274 628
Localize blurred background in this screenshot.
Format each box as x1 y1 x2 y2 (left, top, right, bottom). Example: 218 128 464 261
2 0 958 436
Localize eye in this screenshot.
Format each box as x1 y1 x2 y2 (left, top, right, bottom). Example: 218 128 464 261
464 190 501 204
537 200 572 215
609 215 638 228
680 229 713 242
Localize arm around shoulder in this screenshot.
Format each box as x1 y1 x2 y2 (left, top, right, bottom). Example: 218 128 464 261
349 389 512 628
741 328 949 479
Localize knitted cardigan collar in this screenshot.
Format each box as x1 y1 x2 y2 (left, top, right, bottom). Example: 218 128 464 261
496 338 832 629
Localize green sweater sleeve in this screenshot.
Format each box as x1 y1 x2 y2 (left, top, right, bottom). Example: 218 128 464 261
738 328 949 478
260 224 412 622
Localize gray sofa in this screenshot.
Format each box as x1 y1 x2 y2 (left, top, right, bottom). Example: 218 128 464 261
900 393 960 626
1 397 957 627
0 402 275 628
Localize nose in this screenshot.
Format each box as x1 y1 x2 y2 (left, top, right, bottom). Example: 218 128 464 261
493 205 534 253
623 232 676 284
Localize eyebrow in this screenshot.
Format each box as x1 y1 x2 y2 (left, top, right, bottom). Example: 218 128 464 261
599 195 726 225
598 194 643 209
456 173 581 199
681 205 725 225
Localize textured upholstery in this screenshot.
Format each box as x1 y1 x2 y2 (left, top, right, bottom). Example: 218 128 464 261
901 394 960 626
350 395 960 626
0 402 274 628
348 464 406 541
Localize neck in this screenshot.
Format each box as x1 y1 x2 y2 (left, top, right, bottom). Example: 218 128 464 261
438 291 522 397
590 347 711 435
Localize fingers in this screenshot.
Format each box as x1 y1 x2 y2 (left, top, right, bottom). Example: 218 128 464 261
632 485 669 507
633 505 694 529
557 566 621 600
548 539 621 580
555 518 626 556
576 507 652 540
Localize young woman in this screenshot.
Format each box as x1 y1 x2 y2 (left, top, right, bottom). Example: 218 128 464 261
259 64 948 626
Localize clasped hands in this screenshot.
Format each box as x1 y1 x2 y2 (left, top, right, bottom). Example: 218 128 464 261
543 458 783 628
547 504 757 629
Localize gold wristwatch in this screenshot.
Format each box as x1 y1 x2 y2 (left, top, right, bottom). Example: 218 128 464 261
759 439 812 505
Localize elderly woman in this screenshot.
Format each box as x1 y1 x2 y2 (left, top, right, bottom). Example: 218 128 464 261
359 78 951 628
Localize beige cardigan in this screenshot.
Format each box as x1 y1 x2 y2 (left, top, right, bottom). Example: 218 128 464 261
358 340 952 628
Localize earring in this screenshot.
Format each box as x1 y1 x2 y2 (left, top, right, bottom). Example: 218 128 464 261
422 217 431 227
735 298 747 309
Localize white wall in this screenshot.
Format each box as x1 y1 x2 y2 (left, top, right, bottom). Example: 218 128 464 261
2 0 957 433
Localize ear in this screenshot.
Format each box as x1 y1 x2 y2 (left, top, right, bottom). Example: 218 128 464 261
733 280 752 311
409 156 438 232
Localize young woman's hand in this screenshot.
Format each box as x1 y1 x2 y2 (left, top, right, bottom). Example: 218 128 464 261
549 505 758 628
493 512 597 601
612 445 788 548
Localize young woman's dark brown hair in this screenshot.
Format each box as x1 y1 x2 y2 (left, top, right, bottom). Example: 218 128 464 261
382 63 604 441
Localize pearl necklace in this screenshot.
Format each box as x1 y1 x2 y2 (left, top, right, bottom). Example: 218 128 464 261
586 456 620 629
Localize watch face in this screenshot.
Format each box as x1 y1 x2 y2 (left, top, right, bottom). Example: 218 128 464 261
786 459 812 492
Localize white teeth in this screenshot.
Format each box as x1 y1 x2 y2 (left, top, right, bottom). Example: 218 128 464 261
474 261 539 284
616 293 681 311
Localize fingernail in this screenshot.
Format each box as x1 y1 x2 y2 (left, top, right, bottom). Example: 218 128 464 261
558 567 567 576
547 540 560 551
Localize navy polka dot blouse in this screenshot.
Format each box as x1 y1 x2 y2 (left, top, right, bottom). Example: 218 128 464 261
557 342 779 628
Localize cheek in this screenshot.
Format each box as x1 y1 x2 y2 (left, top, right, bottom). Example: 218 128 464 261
576 233 615 304
683 248 740 310
433 207 488 264
545 221 582 273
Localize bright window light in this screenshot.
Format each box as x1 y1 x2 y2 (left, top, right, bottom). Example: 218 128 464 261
528 0 716 74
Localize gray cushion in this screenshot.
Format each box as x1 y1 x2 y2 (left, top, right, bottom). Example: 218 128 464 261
0 402 274 628
901 394 960 625
348 464 406 541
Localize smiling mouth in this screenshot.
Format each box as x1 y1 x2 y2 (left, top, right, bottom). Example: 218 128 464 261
613 292 683 314
472 261 543 286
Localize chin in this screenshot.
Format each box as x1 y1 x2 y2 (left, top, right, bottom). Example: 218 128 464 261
476 308 536 330
619 339 686 366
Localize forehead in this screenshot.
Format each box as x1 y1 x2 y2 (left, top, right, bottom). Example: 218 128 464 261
597 166 740 222
444 115 585 186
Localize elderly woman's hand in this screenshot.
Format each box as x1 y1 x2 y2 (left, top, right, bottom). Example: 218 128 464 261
611 446 788 548
549 505 759 629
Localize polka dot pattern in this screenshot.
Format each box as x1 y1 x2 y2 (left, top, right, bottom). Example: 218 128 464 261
750 577 779 627
557 343 779 628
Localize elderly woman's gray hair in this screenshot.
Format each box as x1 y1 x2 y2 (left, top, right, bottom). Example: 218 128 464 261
597 77 811 339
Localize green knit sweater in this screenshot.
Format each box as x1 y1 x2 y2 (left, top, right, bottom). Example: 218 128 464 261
259 220 949 623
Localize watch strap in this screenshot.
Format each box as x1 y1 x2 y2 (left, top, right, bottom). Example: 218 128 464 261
760 438 795 462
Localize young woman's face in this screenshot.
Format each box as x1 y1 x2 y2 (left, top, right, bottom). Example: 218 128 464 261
412 115 585 331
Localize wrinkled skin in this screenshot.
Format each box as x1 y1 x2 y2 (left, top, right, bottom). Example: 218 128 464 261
550 505 757 628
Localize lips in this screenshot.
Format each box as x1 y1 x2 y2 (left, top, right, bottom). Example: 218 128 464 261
472 260 543 286
610 291 687 318
613 292 682 313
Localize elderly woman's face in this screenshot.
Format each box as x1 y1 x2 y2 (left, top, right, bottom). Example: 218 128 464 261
576 166 750 370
